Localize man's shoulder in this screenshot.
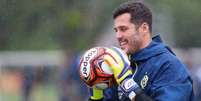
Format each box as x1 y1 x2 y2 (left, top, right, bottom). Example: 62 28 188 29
144 51 188 78
150 49 181 66
149 50 190 80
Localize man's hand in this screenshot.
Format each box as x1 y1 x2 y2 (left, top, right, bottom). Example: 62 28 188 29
104 47 132 84
104 47 140 100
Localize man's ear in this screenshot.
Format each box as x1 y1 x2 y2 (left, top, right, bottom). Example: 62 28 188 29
139 22 149 33
138 22 149 35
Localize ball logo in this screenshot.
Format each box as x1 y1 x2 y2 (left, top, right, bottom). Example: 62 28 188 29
81 48 97 81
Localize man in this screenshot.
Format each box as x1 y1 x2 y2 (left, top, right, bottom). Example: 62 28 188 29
88 1 194 101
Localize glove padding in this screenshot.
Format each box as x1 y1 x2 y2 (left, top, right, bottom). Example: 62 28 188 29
104 47 132 84
104 47 140 100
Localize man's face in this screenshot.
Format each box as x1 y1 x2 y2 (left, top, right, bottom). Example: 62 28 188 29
114 13 143 54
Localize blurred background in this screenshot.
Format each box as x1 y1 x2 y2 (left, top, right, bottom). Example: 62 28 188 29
0 0 201 101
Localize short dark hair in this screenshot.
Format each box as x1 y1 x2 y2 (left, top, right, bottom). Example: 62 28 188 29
113 1 152 32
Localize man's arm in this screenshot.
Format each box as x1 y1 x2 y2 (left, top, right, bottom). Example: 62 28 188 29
133 89 154 101
145 61 194 101
119 76 155 101
133 63 194 101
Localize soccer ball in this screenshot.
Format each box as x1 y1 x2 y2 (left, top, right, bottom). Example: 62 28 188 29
79 47 115 89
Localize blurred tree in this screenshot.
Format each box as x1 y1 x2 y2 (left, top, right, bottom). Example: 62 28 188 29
0 0 120 51
0 0 201 51
148 0 201 48
169 1 201 48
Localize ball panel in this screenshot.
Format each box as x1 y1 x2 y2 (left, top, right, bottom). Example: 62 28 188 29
101 61 113 74
79 47 115 88
94 83 109 89
80 48 97 81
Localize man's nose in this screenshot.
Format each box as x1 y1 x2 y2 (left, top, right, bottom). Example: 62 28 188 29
116 32 123 39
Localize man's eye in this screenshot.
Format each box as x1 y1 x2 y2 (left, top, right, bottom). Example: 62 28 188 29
114 28 118 32
119 27 127 32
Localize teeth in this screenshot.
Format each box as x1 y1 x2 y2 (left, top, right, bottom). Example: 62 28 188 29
120 41 126 46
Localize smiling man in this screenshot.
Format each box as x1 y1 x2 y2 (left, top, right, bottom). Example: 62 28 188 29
87 1 195 101
114 12 151 55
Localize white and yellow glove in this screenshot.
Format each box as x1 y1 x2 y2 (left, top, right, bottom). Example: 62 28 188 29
104 47 132 84
104 47 140 100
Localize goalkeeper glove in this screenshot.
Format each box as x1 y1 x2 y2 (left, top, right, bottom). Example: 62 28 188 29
104 47 132 84
104 47 140 100
89 86 104 101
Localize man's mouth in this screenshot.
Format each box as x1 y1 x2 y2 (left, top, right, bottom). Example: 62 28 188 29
119 40 128 47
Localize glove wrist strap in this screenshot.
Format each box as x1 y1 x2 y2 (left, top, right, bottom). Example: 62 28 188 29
120 77 140 100
90 87 103 100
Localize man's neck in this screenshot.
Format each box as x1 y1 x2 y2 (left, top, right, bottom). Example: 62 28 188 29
140 34 152 50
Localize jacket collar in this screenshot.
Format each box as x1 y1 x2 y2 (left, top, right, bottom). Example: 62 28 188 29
130 35 174 62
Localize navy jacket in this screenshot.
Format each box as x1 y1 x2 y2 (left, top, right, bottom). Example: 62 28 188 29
102 35 194 101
